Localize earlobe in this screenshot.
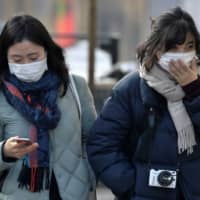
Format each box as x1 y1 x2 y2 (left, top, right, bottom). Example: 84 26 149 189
156 50 162 60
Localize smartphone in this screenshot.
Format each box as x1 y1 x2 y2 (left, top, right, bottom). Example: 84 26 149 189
15 138 33 145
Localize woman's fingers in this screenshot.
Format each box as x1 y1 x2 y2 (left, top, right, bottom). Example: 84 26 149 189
3 136 19 157
3 136 39 159
169 59 198 86
18 142 38 154
190 57 198 73
14 143 39 158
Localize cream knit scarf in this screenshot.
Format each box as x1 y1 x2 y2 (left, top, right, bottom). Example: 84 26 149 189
140 64 196 154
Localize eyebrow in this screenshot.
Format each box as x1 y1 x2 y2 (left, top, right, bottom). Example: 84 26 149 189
9 52 39 58
8 55 22 58
27 52 39 57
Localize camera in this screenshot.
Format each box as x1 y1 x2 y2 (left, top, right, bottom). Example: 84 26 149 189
148 169 177 189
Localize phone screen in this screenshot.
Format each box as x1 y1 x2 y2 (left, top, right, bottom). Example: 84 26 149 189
15 138 32 145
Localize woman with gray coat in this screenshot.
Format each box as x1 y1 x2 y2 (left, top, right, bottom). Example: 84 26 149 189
0 14 96 200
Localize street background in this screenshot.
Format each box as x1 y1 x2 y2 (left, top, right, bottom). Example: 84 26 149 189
0 0 199 199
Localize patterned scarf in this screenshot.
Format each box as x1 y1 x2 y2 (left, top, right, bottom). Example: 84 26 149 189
140 64 197 155
2 71 61 192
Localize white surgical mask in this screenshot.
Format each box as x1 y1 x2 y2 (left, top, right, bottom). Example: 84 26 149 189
158 50 196 71
9 58 48 82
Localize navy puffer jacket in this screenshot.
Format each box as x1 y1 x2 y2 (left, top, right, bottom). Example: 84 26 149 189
87 72 200 200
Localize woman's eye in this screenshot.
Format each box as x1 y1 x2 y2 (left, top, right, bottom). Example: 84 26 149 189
168 47 178 52
30 57 38 61
188 45 194 49
13 60 23 63
168 45 178 52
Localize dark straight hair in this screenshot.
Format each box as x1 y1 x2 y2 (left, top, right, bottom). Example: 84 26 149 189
0 14 69 96
136 7 200 71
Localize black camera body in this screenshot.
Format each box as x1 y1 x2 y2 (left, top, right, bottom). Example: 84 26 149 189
148 169 177 189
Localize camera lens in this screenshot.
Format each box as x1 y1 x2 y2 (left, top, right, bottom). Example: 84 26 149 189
157 171 173 186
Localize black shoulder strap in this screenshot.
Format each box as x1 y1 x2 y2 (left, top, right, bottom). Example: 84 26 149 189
134 106 158 162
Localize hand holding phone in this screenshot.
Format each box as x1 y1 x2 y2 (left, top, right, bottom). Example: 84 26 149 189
3 136 38 159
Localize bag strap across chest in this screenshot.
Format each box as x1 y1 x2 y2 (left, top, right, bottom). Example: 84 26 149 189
69 74 88 158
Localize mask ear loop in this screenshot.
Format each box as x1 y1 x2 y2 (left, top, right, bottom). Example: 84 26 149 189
195 55 200 64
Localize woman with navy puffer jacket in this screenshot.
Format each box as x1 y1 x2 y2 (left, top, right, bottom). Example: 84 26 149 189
87 7 200 200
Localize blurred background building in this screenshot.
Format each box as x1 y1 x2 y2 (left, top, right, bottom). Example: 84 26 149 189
1 0 200 61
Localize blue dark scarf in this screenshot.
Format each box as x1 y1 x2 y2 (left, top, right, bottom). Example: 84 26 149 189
2 71 61 192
